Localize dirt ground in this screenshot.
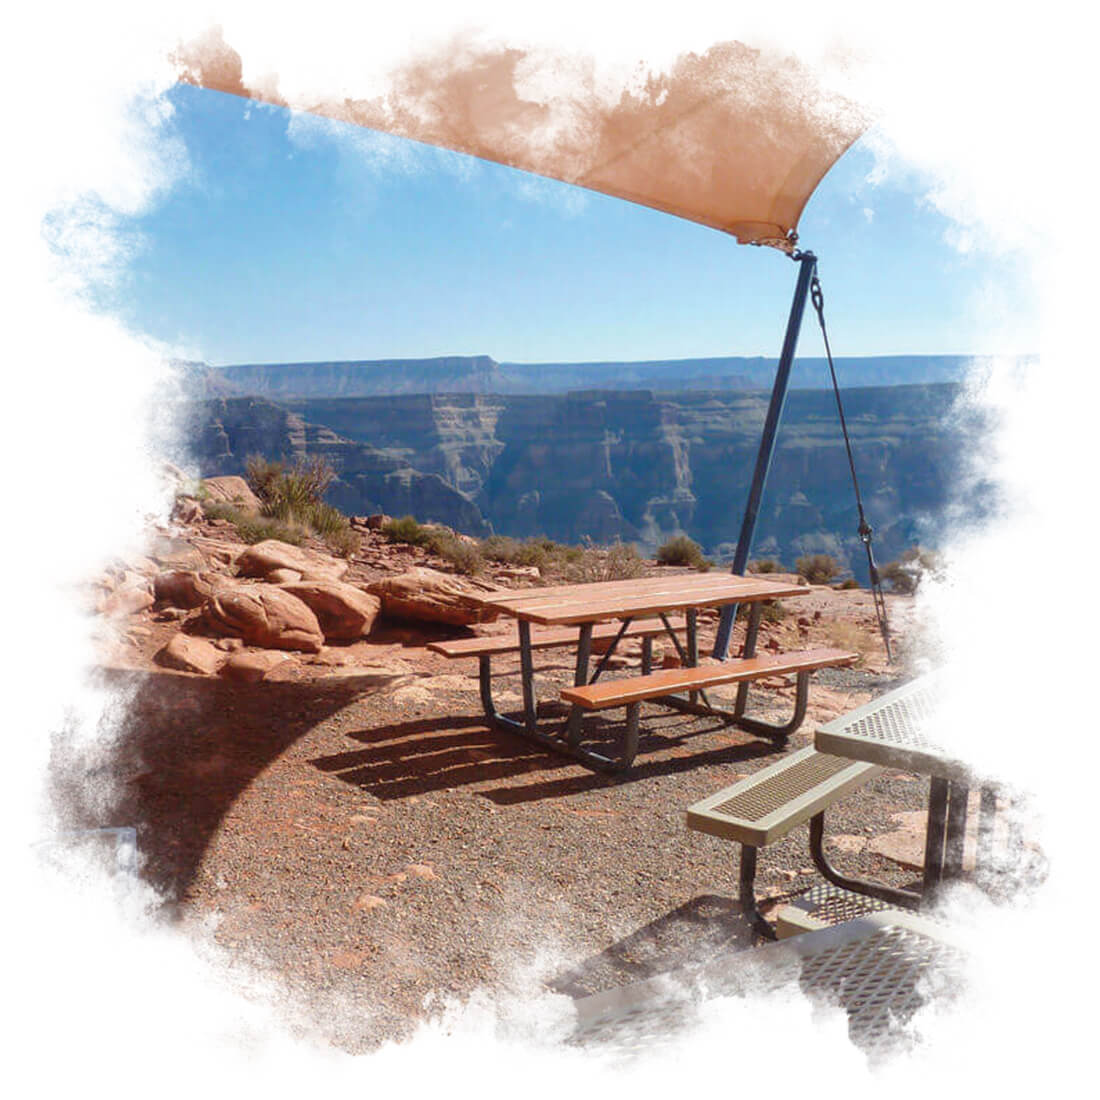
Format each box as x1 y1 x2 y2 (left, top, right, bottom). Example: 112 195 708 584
58 548 935 1051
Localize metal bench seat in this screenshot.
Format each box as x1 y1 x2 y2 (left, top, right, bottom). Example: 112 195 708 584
686 746 881 938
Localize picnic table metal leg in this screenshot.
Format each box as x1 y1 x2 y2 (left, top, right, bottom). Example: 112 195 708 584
922 777 950 902
733 602 763 721
738 844 779 941
686 608 699 706
641 636 653 675
518 619 538 734
943 781 970 881
977 785 997 873
809 811 922 909
565 623 594 748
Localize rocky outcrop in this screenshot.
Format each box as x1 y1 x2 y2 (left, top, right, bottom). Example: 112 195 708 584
234 539 348 583
155 633 224 675
201 475 261 512
368 567 501 627
279 581 381 641
202 585 325 653
154 570 222 609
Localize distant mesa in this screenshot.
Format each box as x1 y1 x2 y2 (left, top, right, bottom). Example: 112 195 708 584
181 352 1004 401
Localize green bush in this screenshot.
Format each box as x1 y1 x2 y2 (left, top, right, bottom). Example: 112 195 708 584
479 535 582 576
202 501 306 546
879 547 944 594
795 553 841 585
241 453 355 557
736 599 786 624
836 578 861 590
562 541 646 583
381 515 434 547
381 516 483 574
748 558 782 574
656 535 709 570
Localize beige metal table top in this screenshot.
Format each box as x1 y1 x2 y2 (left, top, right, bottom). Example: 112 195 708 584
476 572 808 627
814 672 973 783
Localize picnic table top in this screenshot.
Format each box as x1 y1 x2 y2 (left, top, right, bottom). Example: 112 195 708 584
474 571 808 627
814 672 973 782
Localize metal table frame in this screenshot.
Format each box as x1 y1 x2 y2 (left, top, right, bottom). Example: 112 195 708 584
811 673 997 908
472 574 812 771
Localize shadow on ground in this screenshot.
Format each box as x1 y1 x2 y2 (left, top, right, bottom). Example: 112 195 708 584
311 703 782 804
547 894 756 999
51 667 383 901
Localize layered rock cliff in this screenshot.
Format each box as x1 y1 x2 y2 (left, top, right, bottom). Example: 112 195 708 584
266 384 987 579
185 397 492 537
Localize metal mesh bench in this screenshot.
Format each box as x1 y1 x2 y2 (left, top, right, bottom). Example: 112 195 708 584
686 746 880 938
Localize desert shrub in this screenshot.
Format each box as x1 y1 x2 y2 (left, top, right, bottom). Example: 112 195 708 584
382 516 483 574
427 532 484 575
562 541 646 583
480 535 583 577
203 501 307 546
325 526 361 559
736 599 786 624
381 515 433 547
825 620 874 662
246 453 335 519
795 553 841 585
241 454 354 556
879 547 944 594
748 558 781 574
656 535 709 570
836 578 861 590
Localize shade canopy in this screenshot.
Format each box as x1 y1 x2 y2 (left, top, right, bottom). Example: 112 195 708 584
176 34 868 251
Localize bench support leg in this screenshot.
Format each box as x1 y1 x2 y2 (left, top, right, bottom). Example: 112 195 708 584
809 811 923 910
733 602 762 721
564 623 594 748
659 668 811 743
738 845 778 942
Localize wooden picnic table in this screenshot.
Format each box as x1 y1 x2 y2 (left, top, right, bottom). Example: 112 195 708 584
811 672 997 907
466 571 828 771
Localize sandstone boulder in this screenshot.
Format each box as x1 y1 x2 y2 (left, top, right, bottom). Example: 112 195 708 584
368 567 500 627
172 496 203 525
202 584 324 652
265 568 302 584
220 649 296 683
102 580 155 618
200 476 262 513
279 581 382 641
234 539 348 583
154 570 225 609
155 633 224 675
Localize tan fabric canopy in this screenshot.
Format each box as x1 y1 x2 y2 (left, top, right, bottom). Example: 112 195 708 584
176 33 867 251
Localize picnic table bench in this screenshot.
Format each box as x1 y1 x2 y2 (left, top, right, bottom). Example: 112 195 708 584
435 572 857 772
686 671 1000 940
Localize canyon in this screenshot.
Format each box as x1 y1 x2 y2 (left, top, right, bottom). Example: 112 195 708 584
183 376 990 581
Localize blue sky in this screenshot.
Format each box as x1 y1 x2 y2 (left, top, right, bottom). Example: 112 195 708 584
114 83 1037 366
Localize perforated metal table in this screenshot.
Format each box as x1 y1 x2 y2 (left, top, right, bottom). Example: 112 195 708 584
813 673 994 904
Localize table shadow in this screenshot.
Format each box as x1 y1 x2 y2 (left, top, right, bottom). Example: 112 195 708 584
547 894 757 1000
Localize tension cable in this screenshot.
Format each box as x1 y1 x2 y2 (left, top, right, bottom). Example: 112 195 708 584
809 272 894 663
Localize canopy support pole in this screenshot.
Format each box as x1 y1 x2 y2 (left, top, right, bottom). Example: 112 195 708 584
713 249 817 659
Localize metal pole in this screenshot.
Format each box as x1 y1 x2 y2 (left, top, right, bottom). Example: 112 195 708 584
713 250 817 659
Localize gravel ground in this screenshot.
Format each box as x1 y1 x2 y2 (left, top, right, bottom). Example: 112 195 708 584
57 599 936 1052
